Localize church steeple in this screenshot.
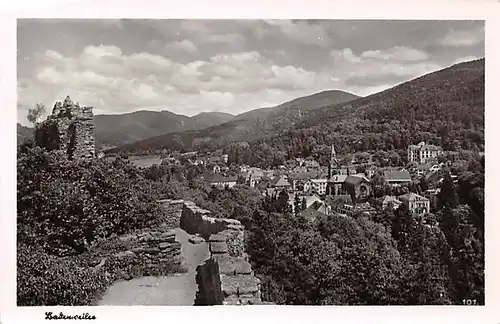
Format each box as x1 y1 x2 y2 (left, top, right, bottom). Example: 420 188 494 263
327 142 337 196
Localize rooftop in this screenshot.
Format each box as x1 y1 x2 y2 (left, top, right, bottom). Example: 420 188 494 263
384 170 411 181
398 192 429 202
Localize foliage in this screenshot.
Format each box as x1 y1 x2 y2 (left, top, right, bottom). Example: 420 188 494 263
17 144 164 256
17 243 110 306
27 103 46 126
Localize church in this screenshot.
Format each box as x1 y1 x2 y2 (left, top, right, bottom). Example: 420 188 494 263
326 144 372 203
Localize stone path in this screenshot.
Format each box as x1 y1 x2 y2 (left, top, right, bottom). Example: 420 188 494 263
97 228 209 306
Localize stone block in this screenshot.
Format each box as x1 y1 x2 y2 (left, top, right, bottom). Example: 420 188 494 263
131 247 160 254
118 234 137 242
189 235 205 244
220 274 261 297
210 242 228 254
114 250 136 259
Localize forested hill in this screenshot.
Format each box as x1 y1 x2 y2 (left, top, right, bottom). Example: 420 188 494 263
273 58 485 156
107 90 360 155
108 58 484 160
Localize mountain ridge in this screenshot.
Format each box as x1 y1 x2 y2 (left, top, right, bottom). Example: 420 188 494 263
108 58 484 157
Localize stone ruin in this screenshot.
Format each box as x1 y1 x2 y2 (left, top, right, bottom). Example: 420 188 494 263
35 95 95 160
177 201 266 305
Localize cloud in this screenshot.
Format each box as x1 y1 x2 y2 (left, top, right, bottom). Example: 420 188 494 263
327 48 442 91
256 20 331 47
18 45 334 120
165 39 198 54
440 26 484 47
17 20 485 124
361 46 429 61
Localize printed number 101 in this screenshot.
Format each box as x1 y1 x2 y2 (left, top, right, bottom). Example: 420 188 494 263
462 299 477 305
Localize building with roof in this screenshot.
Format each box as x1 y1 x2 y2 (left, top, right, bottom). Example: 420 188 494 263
272 175 291 191
407 141 443 164
305 178 329 195
343 175 372 203
384 170 412 187
398 192 430 215
296 194 323 209
373 195 402 211
337 202 377 217
206 174 238 188
297 205 326 223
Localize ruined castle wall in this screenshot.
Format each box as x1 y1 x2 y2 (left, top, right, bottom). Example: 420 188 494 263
35 96 95 160
95 228 185 279
72 113 95 160
179 201 264 305
180 201 242 240
157 199 185 229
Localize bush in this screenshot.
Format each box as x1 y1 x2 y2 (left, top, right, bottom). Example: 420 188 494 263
17 145 164 256
17 243 111 306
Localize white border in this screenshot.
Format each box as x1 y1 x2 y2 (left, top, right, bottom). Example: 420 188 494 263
1 1 499 323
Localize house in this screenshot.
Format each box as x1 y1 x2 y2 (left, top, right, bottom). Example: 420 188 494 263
213 165 221 174
374 195 402 210
303 159 320 169
328 174 348 195
343 175 372 203
193 159 205 166
296 194 323 209
398 192 430 215
325 194 353 211
272 175 292 191
246 169 264 187
298 205 326 223
305 178 329 195
407 141 443 164
333 166 357 175
384 170 412 187
337 202 376 217
206 174 238 188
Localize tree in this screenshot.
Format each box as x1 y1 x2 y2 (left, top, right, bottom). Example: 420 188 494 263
27 103 46 126
419 176 429 192
276 189 291 214
293 195 301 215
301 197 307 212
438 173 459 209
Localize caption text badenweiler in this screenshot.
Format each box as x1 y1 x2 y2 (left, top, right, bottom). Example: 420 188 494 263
45 312 96 320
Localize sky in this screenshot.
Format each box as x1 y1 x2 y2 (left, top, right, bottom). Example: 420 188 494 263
17 19 484 125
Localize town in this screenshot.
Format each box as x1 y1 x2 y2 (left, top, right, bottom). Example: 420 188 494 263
114 138 479 223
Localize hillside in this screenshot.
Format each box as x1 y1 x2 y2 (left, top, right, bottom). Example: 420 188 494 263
191 111 234 126
17 123 34 145
17 110 235 148
109 59 484 162
94 110 235 148
108 90 360 154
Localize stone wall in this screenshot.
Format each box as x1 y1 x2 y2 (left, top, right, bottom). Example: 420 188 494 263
95 228 185 279
180 201 242 240
35 95 95 160
179 201 264 305
157 199 185 229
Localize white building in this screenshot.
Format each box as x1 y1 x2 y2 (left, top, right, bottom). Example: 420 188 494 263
398 192 430 215
305 178 329 195
407 141 443 164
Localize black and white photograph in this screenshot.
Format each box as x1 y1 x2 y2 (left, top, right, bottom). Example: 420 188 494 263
13 16 486 309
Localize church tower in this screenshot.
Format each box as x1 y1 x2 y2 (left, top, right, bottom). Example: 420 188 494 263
327 143 337 195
